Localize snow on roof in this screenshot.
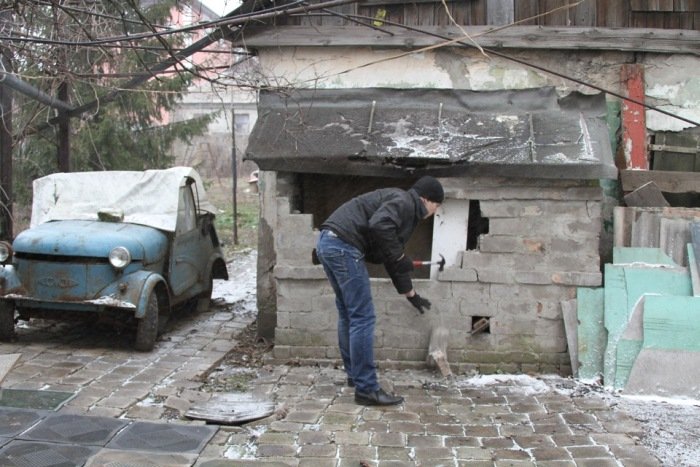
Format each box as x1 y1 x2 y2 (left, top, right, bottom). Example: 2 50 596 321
246 87 617 180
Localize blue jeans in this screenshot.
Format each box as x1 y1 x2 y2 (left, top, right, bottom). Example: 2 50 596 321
316 229 378 393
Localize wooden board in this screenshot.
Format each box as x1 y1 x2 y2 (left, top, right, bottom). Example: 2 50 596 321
603 263 691 387
620 170 700 193
691 222 700 295
233 25 700 55
576 287 606 381
623 181 670 207
561 299 579 377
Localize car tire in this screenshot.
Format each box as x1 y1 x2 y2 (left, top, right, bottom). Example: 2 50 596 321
135 290 158 352
0 302 15 341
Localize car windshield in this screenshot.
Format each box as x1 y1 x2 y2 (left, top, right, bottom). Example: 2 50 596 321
30 167 217 232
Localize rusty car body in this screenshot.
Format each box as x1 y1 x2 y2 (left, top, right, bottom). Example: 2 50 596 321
0 167 228 350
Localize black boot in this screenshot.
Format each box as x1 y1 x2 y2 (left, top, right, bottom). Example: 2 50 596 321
354 388 404 406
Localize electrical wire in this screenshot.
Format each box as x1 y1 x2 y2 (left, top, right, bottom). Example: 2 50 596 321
308 9 700 128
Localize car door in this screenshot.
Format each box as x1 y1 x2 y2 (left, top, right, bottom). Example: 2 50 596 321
169 180 208 298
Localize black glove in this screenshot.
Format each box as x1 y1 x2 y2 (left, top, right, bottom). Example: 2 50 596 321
407 294 431 314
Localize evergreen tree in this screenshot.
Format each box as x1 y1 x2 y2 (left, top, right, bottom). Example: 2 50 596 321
6 0 215 203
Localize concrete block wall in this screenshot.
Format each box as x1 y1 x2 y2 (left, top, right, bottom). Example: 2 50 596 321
269 176 604 376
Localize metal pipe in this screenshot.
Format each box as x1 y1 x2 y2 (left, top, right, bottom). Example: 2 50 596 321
0 67 74 113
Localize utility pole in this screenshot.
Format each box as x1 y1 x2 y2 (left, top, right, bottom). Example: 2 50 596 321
231 107 238 245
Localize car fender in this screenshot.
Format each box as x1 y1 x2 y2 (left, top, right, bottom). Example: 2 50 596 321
0 265 24 296
208 254 229 281
135 273 169 319
95 271 168 318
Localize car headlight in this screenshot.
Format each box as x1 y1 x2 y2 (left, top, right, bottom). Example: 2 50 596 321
0 241 12 263
109 246 131 269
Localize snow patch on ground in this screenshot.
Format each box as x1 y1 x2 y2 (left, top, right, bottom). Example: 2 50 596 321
456 373 700 467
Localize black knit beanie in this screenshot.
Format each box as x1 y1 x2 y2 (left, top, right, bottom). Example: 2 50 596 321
411 176 444 203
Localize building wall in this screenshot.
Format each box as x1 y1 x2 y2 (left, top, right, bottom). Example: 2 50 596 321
253 44 700 373
262 173 602 375
170 85 258 178
256 47 700 134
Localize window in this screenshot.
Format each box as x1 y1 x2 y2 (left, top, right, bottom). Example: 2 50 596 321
234 113 250 133
177 185 197 234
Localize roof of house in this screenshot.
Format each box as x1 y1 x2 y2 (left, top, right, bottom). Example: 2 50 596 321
245 87 618 180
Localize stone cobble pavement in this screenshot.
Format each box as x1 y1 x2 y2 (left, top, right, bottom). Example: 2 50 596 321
0 300 663 466
0 248 664 467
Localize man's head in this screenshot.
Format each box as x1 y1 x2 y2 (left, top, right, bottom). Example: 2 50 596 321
411 176 444 218
411 176 444 203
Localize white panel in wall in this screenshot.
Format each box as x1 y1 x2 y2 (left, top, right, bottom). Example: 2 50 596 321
431 199 470 279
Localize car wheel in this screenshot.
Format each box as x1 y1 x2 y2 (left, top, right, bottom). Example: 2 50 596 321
134 290 158 352
0 302 15 341
196 272 213 313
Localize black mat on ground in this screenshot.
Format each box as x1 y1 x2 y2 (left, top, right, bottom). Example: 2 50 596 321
20 413 128 446
106 421 217 453
0 440 98 467
0 389 74 410
0 407 48 437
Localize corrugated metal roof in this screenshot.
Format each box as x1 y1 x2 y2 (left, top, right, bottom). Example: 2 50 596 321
245 87 617 179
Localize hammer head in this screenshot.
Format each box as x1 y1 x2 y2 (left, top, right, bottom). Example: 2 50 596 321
438 254 446 272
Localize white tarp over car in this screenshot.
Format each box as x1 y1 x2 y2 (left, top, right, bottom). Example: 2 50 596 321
30 167 217 232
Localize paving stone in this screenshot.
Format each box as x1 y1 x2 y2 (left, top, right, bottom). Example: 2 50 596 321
298 431 332 445
298 444 336 458
0 283 670 467
377 446 412 461
334 431 370 445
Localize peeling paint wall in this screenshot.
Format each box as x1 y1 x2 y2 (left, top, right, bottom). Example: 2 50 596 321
258 47 626 95
643 54 700 131
258 47 700 133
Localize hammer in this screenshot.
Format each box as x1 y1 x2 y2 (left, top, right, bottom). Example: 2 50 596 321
413 254 446 272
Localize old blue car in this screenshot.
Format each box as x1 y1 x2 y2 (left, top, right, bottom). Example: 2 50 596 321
0 167 229 351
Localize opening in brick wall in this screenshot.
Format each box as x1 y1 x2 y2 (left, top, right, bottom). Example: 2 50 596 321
467 200 489 251
471 316 490 334
303 173 435 279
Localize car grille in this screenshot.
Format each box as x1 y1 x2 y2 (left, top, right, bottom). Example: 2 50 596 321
15 258 116 302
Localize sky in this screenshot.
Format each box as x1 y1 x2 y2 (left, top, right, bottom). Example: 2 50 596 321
200 0 241 16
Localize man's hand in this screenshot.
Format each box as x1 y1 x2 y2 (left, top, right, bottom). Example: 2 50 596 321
407 294 431 314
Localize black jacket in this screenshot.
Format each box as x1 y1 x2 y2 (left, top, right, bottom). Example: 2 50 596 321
321 187 427 294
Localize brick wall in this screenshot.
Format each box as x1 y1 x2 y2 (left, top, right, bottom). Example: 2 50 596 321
265 175 604 376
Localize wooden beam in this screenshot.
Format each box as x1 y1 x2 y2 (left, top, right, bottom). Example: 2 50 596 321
620 169 700 193
621 64 648 170
233 25 700 55
0 43 13 241
486 0 513 25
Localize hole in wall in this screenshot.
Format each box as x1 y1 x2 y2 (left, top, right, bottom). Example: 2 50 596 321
302 173 434 279
471 316 490 335
467 200 489 250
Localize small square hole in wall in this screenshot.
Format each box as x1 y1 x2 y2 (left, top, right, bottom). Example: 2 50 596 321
471 316 490 335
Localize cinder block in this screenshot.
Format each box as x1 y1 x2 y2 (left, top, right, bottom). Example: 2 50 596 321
514 271 554 285
439 267 478 282
289 311 333 330
274 265 327 280
294 346 331 359
272 346 292 359
551 272 602 287
480 235 536 254
476 269 514 283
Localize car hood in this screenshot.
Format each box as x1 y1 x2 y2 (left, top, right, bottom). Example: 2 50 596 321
13 220 168 263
